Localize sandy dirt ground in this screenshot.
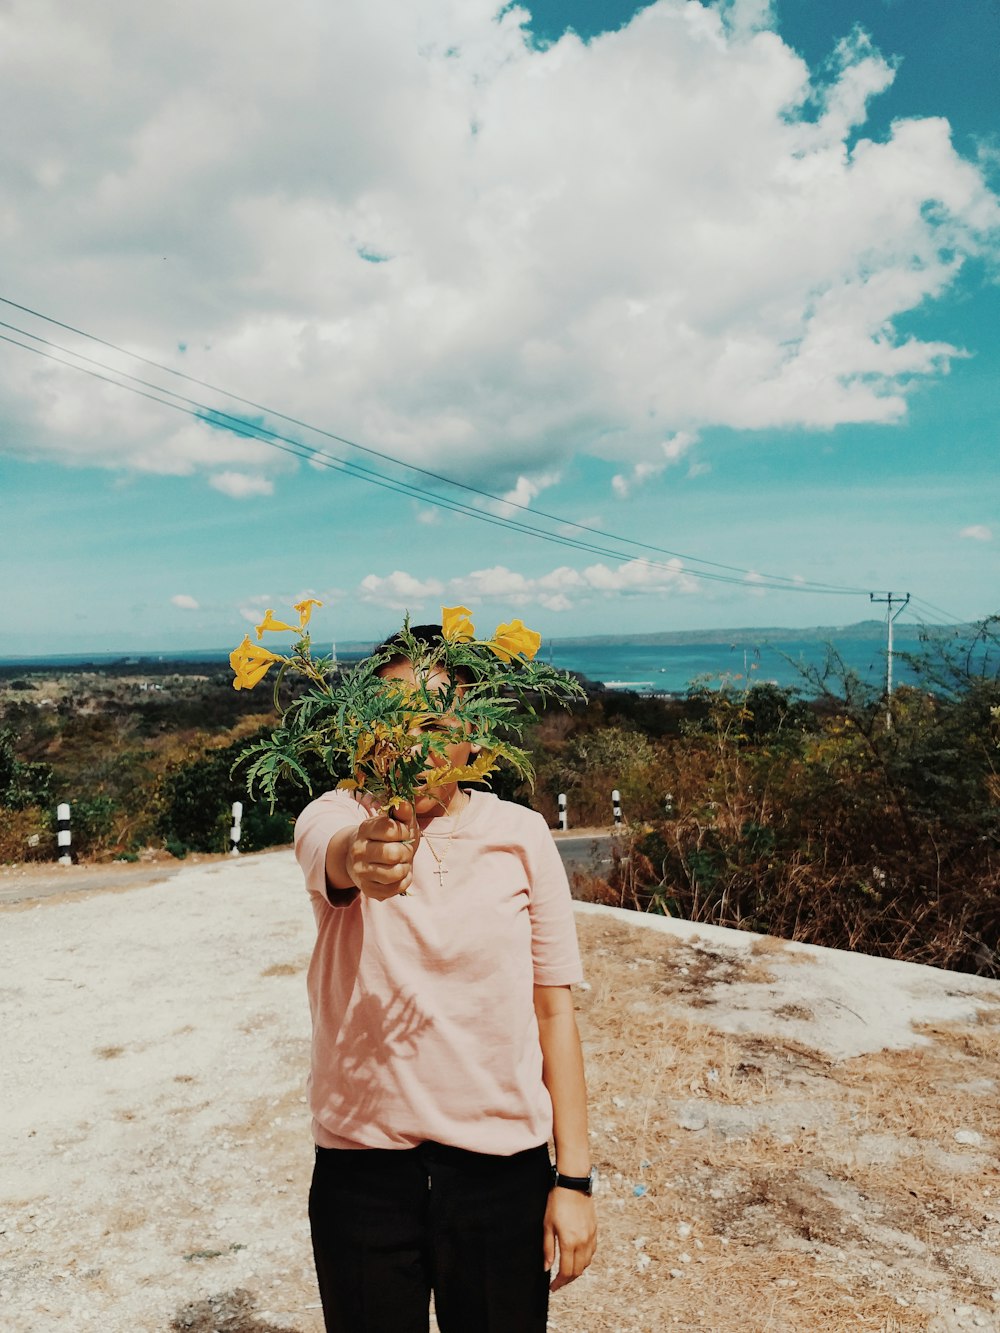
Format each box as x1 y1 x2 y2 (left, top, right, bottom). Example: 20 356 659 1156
3 851 1000 1332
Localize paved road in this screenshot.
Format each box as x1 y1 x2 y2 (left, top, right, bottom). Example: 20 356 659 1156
553 832 615 878
0 857 206 906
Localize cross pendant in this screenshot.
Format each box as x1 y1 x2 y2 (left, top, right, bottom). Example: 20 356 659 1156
431 860 448 887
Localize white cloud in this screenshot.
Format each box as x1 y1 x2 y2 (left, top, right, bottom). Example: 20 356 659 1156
960 524 993 542
359 570 445 610
610 461 658 500
577 558 698 597
170 593 199 610
209 471 274 499
744 570 767 598
560 514 604 534
1 1 997 495
611 432 698 496
358 558 700 613
492 472 561 516
661 432 698 465
454 566 540 604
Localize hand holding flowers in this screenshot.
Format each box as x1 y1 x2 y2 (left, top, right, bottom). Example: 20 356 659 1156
230 602 584 826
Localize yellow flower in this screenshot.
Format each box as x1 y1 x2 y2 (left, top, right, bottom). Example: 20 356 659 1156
294 598 323 628
230 636 284 691
421 750 498 789
441 605 475 642
462 750 498 783
255 609 299 640
487 619 542 663
354 730 376 763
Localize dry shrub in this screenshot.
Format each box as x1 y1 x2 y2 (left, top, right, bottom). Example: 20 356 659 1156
597 664 1000 975
0 805 52 863
571 869 626 907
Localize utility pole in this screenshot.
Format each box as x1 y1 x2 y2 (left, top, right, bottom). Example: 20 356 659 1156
870 592 910 725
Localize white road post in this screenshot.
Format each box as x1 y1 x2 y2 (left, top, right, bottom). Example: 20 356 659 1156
230 801 244 855
558 793 568 832
612 788 622 827
57 802 72 865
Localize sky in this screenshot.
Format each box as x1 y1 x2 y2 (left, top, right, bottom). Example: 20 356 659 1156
1 0 998 655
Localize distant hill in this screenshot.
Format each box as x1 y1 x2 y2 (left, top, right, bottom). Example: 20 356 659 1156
0 643 377 670
0 621 967 669
550 620 960 648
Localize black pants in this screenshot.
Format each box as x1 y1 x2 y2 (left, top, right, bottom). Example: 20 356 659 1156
309 1140 552 1333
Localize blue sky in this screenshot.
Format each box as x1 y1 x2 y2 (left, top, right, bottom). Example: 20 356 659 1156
1 0 997 655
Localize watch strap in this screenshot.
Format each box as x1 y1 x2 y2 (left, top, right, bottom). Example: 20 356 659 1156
552 1167 595 1195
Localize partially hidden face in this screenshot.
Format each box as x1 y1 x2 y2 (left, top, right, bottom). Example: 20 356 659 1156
375 659 477 815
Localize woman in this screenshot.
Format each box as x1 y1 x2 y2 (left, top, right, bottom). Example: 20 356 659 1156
294 625 597 1332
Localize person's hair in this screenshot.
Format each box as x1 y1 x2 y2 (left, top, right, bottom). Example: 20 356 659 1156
373 624 475 683
374 623 443 656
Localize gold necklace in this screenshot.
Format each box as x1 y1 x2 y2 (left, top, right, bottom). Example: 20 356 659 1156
420 792 470 887
422 834 452 887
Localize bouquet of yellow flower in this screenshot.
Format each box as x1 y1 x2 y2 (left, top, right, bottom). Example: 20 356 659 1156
230 602 585 813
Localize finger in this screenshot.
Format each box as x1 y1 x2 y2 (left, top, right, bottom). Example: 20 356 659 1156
542 1221 555 1274
359 861 410 885
391 799 416 829
579 1236 596 1277
370 801 417 833
348 846 410 885
365 816 414 843
551 1244 579 1292
556 1231 596 1290
362 838 415 866
360 827 417 858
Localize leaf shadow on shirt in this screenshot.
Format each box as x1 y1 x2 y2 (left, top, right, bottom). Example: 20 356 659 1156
326 985 436 1134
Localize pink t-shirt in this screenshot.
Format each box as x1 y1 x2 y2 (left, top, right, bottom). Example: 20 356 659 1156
294 788 583 1155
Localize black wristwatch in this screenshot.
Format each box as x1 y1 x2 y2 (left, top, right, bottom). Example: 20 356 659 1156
552 1166 595 1196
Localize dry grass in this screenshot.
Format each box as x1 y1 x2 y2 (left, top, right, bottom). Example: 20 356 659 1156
171 1287 296 1332
261 959 309 978
105 1205 149 1234
15 882 998 1332
549 916 1000 1332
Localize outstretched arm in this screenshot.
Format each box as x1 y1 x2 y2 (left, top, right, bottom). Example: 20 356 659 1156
534 983 597 1291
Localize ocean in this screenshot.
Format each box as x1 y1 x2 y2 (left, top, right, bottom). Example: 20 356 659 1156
4 627 989 697
547 635 950 696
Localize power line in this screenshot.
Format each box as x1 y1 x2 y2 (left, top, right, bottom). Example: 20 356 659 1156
2 293 857 589
907 593 973 628
10 326 874 597
0 328 674 569
0 294 873 598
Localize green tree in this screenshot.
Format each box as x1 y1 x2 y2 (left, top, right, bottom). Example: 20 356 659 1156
158 732 349 854
0 728 54 811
